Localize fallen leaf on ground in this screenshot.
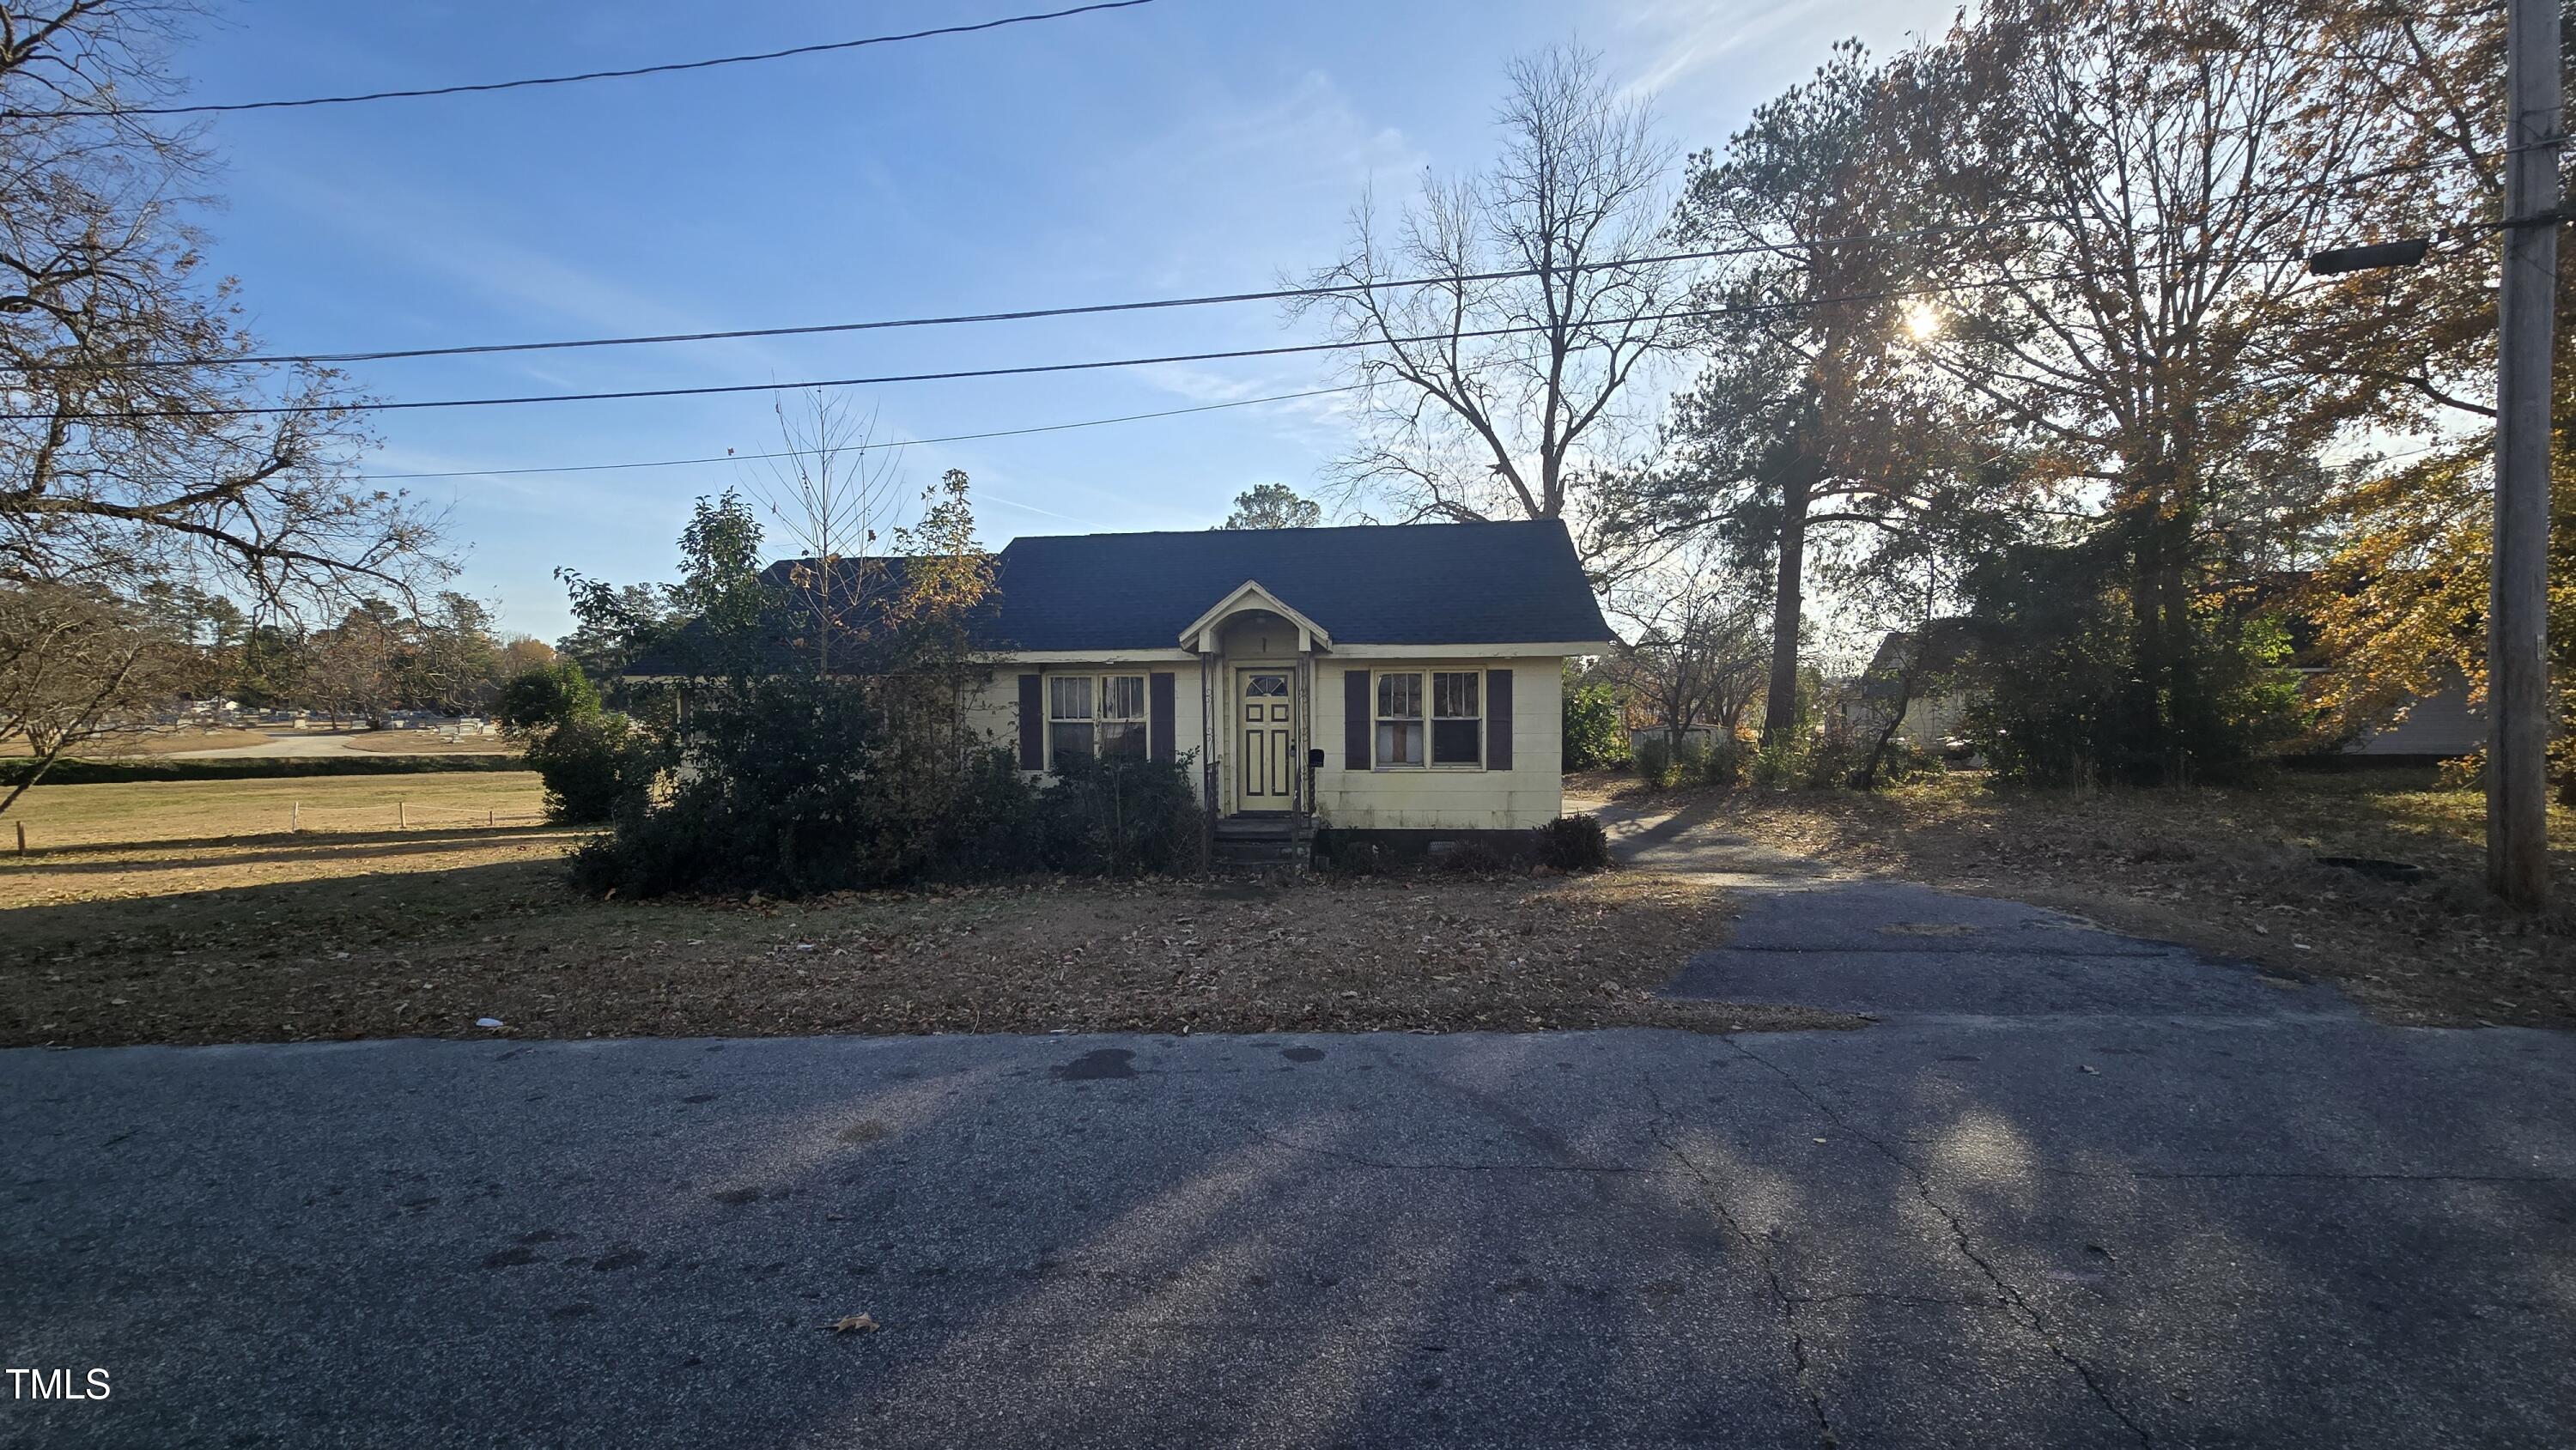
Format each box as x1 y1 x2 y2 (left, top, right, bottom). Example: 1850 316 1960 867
825 1313 883 1334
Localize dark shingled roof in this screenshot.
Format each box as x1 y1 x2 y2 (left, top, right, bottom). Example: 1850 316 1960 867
627 519 1610 672
983 519 1609 651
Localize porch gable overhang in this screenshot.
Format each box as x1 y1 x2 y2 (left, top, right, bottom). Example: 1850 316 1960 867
1178 579 1334 654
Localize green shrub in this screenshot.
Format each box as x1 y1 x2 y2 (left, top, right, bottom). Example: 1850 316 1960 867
1703 735 1750 787
588 676 967 895
1747 738 1803 788
934 747 1051 879
495 662 601 731
1636 735 1674 788
525 713 658 824
1560 680 1631 770
1431 839 1512 874
1961 537 2303 786
1863 737 1945 788
569 676 1206 898
1309 827 1380 876
1534 813 1611 872
1032 751 1206 877
1673 735 1708 785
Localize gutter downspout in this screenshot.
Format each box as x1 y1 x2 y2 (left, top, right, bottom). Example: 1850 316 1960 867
1199 646 1217 861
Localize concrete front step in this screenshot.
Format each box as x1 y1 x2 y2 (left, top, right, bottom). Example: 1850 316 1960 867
1212 840 1310 870
1212 815 1313 871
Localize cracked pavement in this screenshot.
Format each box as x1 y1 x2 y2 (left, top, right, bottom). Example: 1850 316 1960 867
5 831 2574 1446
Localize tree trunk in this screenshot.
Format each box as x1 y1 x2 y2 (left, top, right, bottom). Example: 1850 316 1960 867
1761 469 1813 748
1857 637 1926 792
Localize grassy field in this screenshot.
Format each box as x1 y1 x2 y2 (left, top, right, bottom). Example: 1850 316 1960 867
0 774 1843 1047
1576 767 2576 1029
3 772 550 851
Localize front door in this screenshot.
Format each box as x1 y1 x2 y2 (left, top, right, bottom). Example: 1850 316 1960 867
1235 669 1294 812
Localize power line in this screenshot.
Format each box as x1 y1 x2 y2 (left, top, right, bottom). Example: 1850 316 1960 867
356 383 1366 482
5 0 1157 119
6 256 2315 422
42 216 2110 374
43 161 2495 378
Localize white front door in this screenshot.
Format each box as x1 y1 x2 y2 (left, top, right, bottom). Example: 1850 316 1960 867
1234 669 1293 812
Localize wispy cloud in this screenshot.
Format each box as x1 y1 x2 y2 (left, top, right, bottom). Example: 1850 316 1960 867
235 161 811 385
1613 0 1830 97
1121 69 1425 198
1609 0 1942 105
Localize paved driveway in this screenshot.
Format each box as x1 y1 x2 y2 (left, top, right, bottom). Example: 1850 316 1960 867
5 818 2573 1447
164 730 425 758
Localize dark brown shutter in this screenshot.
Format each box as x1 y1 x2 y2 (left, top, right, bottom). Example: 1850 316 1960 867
1018 673 1043 769
1486 669 1514 771
1343 668 1370 769
1148 671 1176 761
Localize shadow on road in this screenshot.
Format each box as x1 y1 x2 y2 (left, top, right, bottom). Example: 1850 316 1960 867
3 1026 2571 1447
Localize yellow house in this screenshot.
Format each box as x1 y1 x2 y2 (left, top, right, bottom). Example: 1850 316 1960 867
955 519 1615 865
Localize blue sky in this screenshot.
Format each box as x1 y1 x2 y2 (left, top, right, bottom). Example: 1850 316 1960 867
173 0 1947 641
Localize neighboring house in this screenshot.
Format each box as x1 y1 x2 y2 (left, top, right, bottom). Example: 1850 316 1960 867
1854 622 1978 750
633 519 1616 855
2304 667 2486 758
1624 721 1726 756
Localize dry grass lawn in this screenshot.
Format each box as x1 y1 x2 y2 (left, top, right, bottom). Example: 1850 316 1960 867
2 775 1848 1047
1579 768 2575 1028
4 772 551 850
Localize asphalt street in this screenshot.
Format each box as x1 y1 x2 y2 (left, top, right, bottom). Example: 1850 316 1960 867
5 875 2573 1447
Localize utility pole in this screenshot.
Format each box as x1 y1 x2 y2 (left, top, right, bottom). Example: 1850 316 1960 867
2490 0 2562 908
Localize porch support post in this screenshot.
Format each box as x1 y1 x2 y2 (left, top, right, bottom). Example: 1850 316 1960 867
1199 649 1218 850
1297 651 1315 822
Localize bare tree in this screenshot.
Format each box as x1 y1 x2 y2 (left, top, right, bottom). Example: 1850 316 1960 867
743 391 906 676
299 601 402 727
0 580 176 814
1 2 448 612
1896 0 2405 778
1288 46 1686 537
1605 543 1768 749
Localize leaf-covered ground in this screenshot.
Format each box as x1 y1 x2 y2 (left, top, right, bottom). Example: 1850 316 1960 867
0 821 1852 1047
1575 768 2576 1028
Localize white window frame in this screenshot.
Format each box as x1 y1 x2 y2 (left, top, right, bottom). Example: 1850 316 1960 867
1097 674 1148 760
1048 672 1148 767
1430 670 1482 768
1374 670 1425 769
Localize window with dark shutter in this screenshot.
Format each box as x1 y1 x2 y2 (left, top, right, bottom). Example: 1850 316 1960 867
1017 674 1043 769
1148 672 1176 761
1343 669 1370 769
1486 669 1514 771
